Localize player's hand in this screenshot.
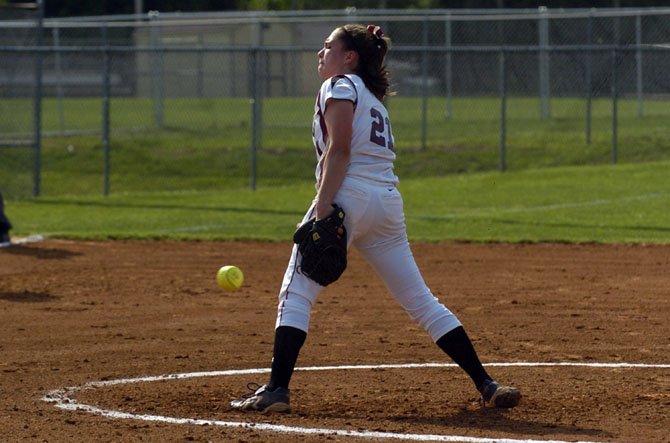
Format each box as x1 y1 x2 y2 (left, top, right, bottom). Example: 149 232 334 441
315 200 333 221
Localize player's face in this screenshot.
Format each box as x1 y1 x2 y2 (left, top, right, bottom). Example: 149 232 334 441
318 29 356 79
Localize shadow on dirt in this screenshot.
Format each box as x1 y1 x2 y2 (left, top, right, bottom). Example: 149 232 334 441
299 407 611 440
0 244 82 260
381 408 612 440
0 291 60 303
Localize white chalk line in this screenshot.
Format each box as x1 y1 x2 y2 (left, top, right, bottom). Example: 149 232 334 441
41 361 669 443
410 192 666 221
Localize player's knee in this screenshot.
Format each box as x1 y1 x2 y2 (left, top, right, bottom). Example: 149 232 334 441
403 293 438 318
404 296 458 336
276 292 313 331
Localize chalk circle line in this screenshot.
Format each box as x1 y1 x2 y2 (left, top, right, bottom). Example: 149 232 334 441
42 361 669 443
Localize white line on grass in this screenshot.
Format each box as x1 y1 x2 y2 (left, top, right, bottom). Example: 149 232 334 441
116 193 668 235
42 361 669 443
154 224 234 233
409 192 666 221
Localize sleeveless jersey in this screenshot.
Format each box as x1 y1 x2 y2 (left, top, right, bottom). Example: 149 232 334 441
312 74 399 187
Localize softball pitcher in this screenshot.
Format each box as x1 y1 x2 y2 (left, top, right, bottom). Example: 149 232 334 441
231 23 521 413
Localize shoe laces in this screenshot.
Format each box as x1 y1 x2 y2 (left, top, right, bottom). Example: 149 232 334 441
240 382 263 399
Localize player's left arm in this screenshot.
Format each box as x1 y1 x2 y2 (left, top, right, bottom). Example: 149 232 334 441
315 98 353 220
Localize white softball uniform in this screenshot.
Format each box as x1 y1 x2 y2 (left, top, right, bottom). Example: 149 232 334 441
276 74 462 342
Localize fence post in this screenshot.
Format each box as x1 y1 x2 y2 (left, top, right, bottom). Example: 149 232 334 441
248 21 266 190
611 49 618 164
499 50 507 173
149 11 164 128
229 29 236 96
444 14 453 120
585 9 593 145
635 14 644 117
421 17 429 150
538 6 551 120
249 48 262 191
197 33 204 97
257 22 265 153
52 26 65 135
32 0 44 197
102 24 111 196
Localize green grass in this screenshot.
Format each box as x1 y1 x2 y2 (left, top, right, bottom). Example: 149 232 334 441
2 95 669 199
5 161 670 244
2 95 669 243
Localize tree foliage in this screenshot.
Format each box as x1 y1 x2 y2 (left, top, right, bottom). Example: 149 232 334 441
25 0 670 18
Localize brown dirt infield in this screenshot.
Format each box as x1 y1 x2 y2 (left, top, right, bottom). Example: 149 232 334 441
1 239 668 442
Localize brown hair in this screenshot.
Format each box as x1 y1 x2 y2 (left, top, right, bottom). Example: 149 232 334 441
337 24 393 101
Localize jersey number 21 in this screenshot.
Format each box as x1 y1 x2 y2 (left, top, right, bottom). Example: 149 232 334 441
369 108 394 151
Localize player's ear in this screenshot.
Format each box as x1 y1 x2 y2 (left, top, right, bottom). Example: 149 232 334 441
345 50 358 67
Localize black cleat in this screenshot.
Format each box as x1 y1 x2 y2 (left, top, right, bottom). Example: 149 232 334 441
480 379 521 408
230 383 291 413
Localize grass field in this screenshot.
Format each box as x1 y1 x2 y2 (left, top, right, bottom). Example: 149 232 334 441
2 95 669 244
2 95 669 197
5 160 669 244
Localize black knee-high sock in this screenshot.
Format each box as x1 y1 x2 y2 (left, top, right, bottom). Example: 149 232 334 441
436 326 492 391
267 326 307 391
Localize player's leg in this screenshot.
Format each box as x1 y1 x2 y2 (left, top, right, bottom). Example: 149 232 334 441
353 187 462 340
269 240 323 392
358 237 520 407
436 326 520 407
231 203 330 413
236 184 371 411
355 187 520 407
267 185 368 387
230 268 314 412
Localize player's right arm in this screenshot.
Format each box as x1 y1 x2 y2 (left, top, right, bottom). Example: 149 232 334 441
314 98 353 220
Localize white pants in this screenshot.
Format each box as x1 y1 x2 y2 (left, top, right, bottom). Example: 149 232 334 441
275 177 462 342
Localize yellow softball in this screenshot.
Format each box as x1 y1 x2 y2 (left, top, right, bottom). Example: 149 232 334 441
216 265 244 291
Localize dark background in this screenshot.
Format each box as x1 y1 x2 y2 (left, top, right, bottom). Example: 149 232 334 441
2 0 669 19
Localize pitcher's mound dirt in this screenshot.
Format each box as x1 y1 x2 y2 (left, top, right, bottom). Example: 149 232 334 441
1 240 668 442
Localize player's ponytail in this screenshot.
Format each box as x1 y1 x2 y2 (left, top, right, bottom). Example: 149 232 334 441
338 24 393 101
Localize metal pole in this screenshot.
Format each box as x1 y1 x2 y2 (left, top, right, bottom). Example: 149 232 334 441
282 51 288 96
421 18 428 150
149 11 163 128
538 6 550 120
444 15 452 120
611 49 618 164
256 22 264 151
53 27 65 135
613 2 621 45
250 49 259 191
635 14 643 117
289 26 299 96
102 25 111 196
612 0 621 161
197 33 204 97
231 29 239 96
32 0 44 197
249 20 267 191
499 50 507 173
585 10 593 145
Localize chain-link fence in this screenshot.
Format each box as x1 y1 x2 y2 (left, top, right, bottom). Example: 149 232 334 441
1 8 669 198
